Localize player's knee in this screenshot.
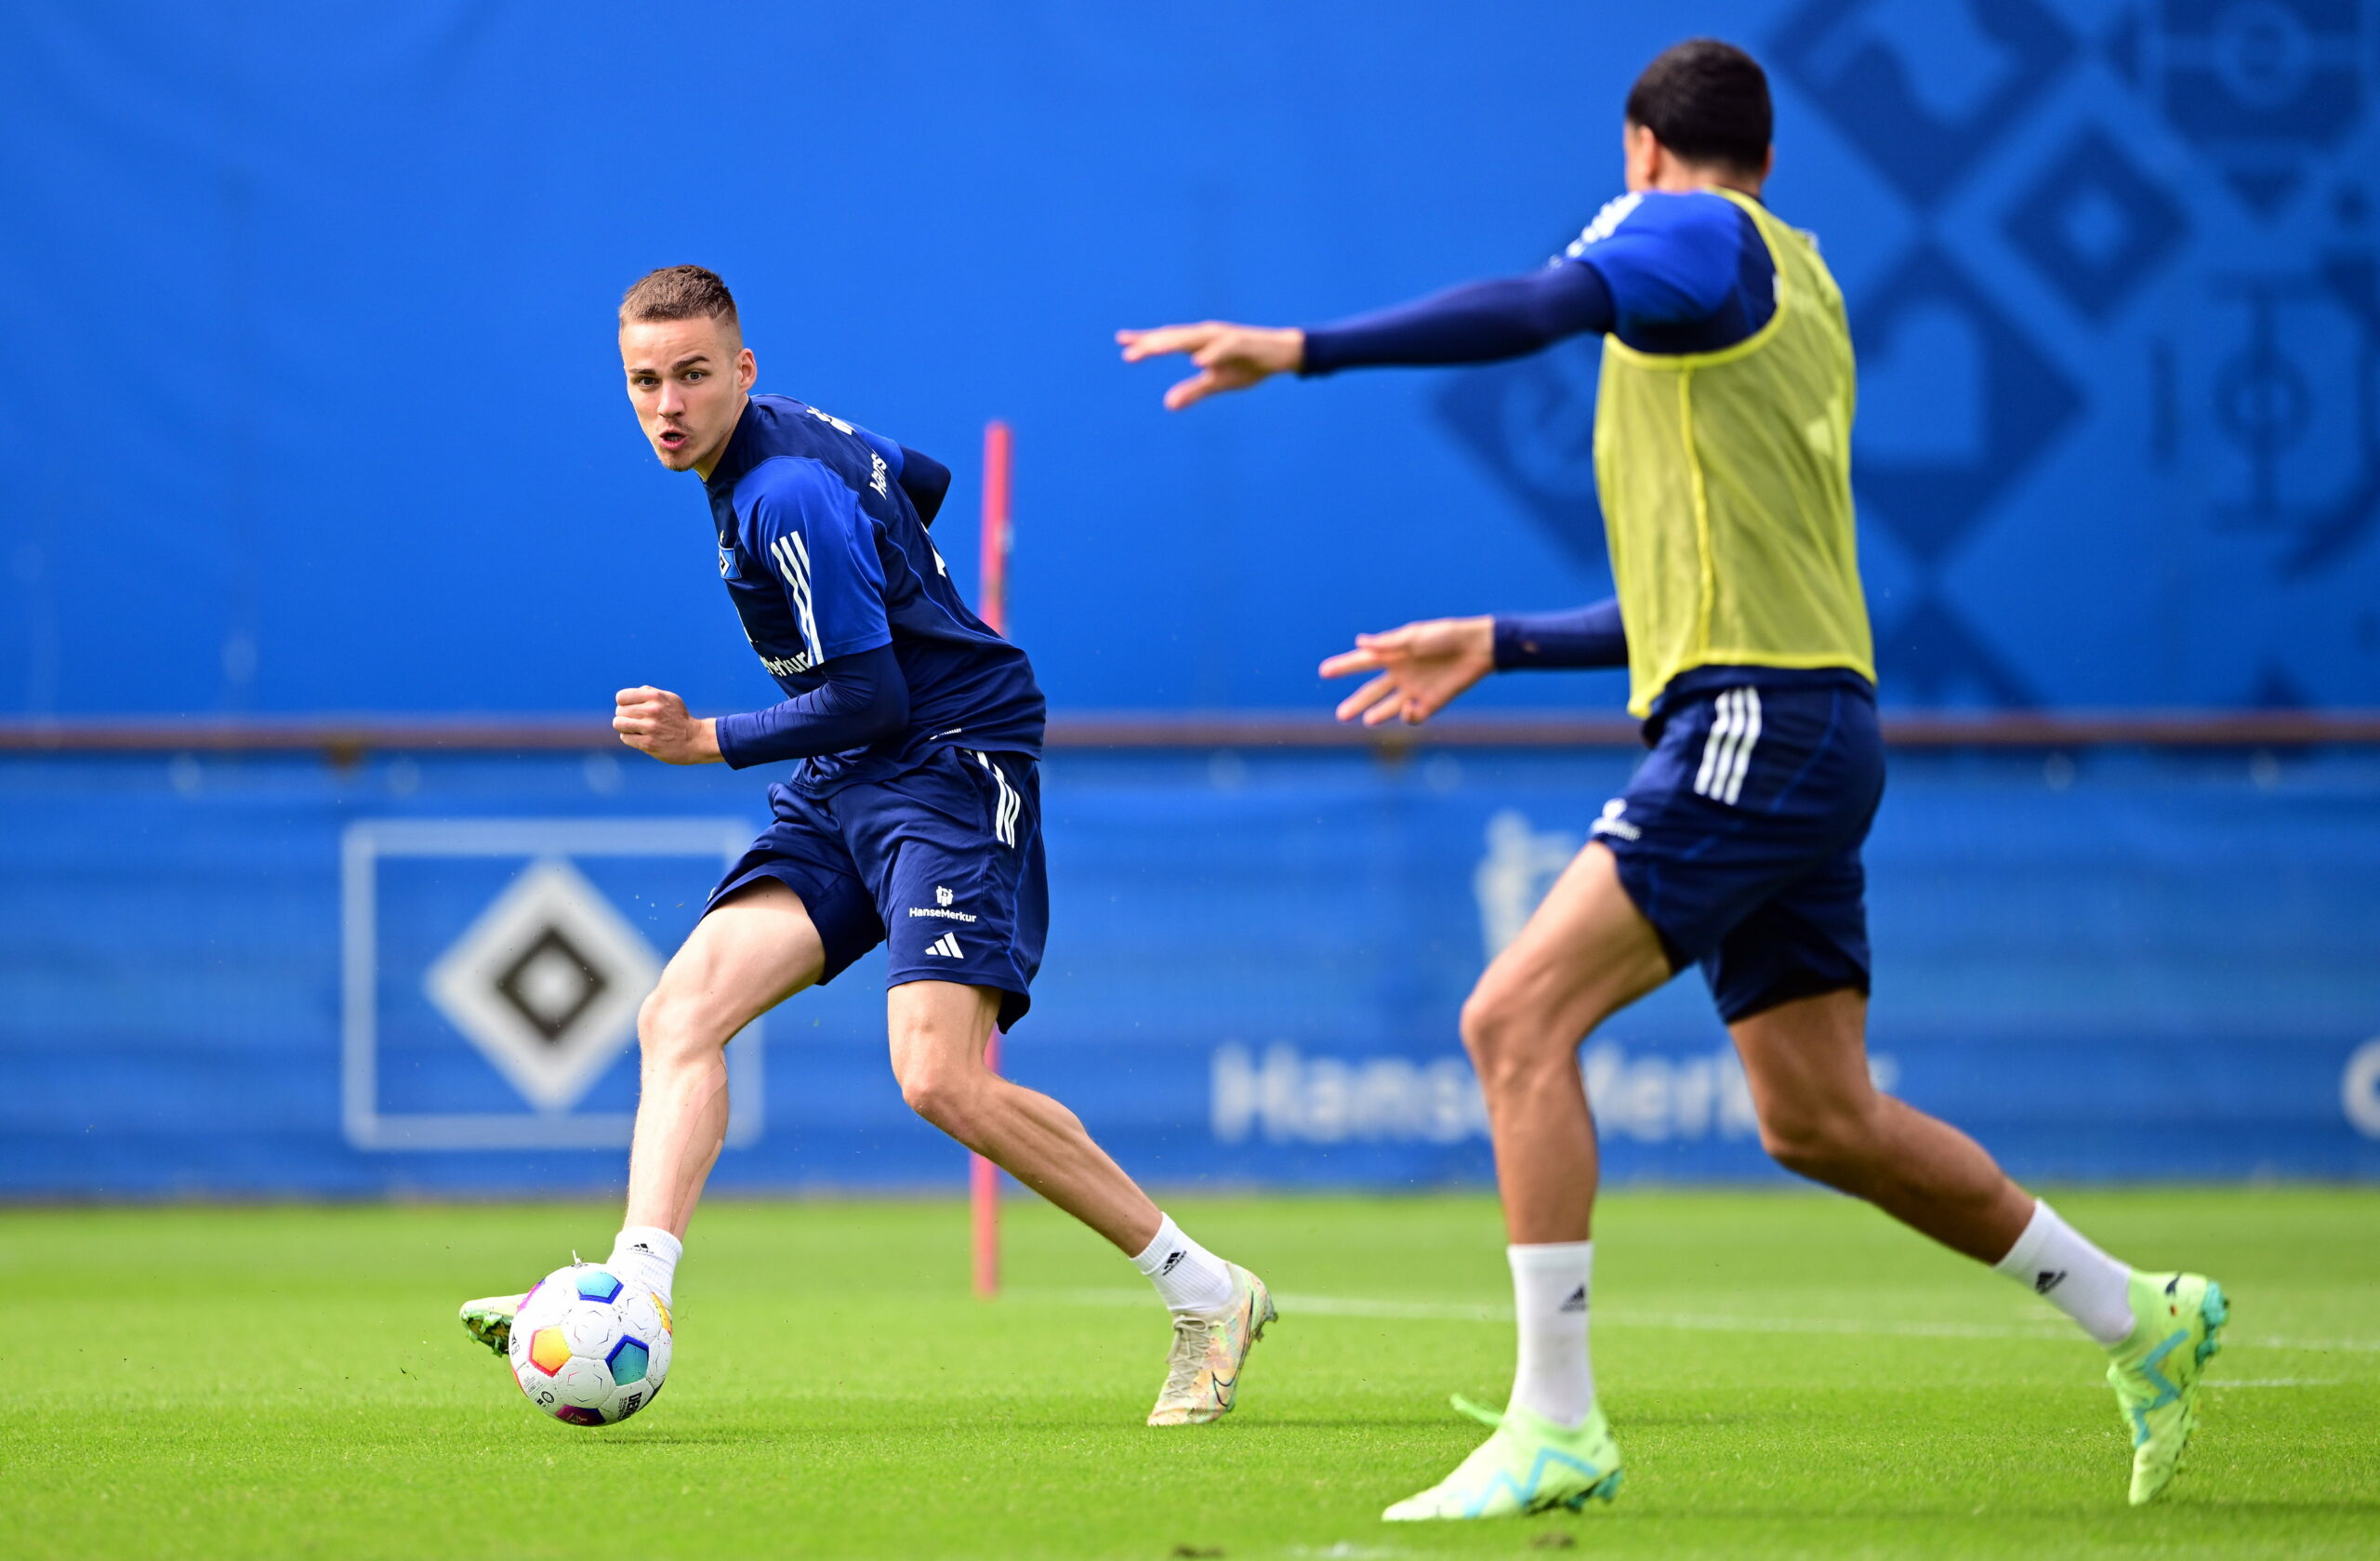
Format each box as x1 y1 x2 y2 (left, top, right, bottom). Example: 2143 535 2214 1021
636 988 726 1069
1758 1102 1883 1185
1459 985 1554 1090
1458 988 1510 1065
896 1060 987 1132
1761 1132 1846 1185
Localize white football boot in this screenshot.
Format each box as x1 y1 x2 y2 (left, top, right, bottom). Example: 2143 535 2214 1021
1147 1263 1277 1425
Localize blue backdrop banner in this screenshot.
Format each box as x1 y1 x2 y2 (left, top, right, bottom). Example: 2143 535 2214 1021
3 747 2373 1196
6 1 2380 719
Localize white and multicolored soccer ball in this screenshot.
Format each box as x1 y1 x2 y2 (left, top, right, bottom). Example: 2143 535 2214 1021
507 1263 673 1427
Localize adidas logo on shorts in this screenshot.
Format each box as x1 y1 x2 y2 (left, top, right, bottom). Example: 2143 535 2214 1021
926 933 963 959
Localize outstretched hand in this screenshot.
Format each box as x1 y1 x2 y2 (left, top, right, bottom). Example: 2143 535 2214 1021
1116 322 1305 410
1318 615 1496 727
614 685 721 764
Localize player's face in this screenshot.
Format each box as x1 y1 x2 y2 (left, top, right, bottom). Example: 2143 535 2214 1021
620 317 757 475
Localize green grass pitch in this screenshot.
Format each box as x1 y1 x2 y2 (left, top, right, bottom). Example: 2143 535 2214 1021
4 1188 2375 1559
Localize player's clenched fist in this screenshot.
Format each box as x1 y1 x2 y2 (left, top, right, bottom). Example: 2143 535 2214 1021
613 685 721 764
1116 322 1305 410
1319 615 1497 727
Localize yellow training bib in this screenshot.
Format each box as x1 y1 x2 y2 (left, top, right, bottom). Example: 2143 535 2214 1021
1593 187 1874 717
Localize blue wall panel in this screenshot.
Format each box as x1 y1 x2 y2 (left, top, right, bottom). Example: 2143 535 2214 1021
5 1 2379 720
2 748 2373 1196
5 0 2378 1197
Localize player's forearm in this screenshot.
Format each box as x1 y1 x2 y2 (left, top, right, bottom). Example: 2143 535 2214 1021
1492 598 1627 669
1300 264 1615 376
713 643 911 767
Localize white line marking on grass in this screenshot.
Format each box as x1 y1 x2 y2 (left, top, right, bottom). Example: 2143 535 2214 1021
1608 1316 2380 1356
1022 1289 2380 1356
1605 1309 2077 1342
1281 1294 1512 1323
1032 1288 1506 1322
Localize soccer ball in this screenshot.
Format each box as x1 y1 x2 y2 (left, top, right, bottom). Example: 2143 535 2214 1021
507 1263 673 1426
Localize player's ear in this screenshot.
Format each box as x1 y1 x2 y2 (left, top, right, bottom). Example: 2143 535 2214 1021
736 346 757 390
1621 120 1656 192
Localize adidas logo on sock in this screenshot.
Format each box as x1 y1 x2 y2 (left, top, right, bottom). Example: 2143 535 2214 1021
927 933 963 958
1158 1250 1185 1277
1558 1284 1589 1314
2035 1268 2068 1296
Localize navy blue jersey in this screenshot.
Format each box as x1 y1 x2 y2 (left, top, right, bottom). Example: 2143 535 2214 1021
703 394 1044 794
1554 189 1778 355
1300 187 1783 377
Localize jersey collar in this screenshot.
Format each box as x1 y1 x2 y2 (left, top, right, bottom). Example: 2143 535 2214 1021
701 397 763 496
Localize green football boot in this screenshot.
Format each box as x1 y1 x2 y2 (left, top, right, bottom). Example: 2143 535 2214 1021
2106 1270 2228 1505
1382 1396 1624 1521
457 1291 526 1358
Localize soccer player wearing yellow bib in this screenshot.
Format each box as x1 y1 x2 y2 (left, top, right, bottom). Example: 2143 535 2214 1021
1120 39 2223 1517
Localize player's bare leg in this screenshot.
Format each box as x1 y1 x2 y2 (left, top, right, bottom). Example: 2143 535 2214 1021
459 880 822 1353
1727 988 2030 1260
621 880 826 1235
1731 988 2228 1503
1461 843 1672 1245
1386 843 1667 1519
887 980 1157 1250
885 978 1275 1424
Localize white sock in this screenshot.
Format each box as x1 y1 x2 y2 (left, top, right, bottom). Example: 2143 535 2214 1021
1507 1241 1595 1429
1992 1200 2133 1346
1130 1213 1235 1314
605 1225 682 1309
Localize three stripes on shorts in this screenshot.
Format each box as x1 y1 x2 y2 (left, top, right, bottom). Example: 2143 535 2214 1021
971 750 1021 847
1693 687 1762 806
914 751 1018 956
920 754 1022 961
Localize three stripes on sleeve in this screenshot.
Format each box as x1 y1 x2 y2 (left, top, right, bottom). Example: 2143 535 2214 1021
770 532 823 672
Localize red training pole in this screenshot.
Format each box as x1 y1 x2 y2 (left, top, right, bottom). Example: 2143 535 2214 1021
979 420 1012 636
971 419 1012 1299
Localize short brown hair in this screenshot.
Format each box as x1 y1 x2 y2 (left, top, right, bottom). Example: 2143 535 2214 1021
1624 39 1771 175
619 265 739 328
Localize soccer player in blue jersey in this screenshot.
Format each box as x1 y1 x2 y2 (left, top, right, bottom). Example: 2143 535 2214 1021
1122 40 2221 1515
458 267 1274 1427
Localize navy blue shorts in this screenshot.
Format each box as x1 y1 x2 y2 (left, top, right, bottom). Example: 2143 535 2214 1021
707 746 1047 1031
1597 678 1884 1024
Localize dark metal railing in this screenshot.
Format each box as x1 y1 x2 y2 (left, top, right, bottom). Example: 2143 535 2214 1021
2 709 2376 760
